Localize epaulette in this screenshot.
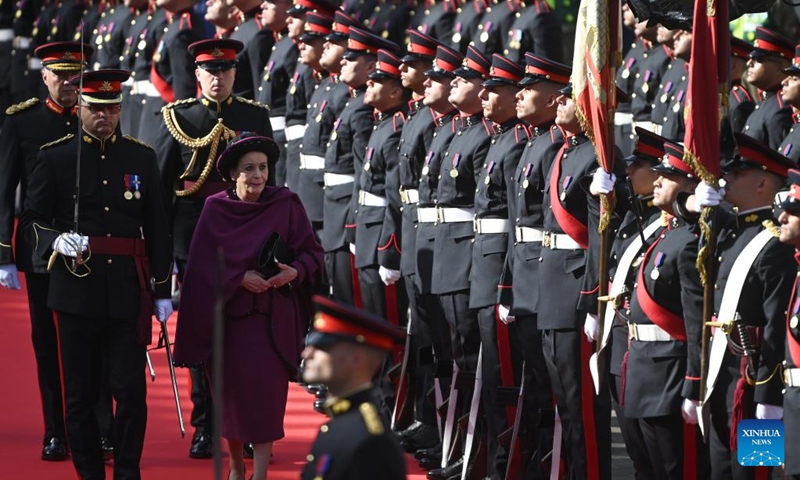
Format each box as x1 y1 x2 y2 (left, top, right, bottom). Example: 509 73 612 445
123 134 155 151
40 133 74 150
359 403 384 436
235 96 270 111
763 219 781 238
5 97 39 116
162 97 197 112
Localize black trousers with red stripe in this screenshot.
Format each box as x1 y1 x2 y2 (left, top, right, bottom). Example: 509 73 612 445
56 311 147 480
542 328 611 480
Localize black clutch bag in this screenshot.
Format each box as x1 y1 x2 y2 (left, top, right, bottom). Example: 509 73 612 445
257 232 293 294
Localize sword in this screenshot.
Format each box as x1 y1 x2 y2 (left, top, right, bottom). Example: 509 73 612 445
158 322 185 437
146 351 155 382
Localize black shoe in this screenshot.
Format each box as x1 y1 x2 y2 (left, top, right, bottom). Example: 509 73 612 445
189 432 213 459
427 457 463 480
400 423 439 452
100 437 114 461
418 453 443 470
396 420 425 439
415 445 441 461
41 437 68 461
243 442 254 459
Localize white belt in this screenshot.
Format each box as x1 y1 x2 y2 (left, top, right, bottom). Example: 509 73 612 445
358 190 387 207
269 115 286 132
474 218 508 234
515 226 544 243
0 30 14 42
633 121 654 133
785 367 800 388
132 80 160 97
399 188 419 204
543 232 581 250
615 112 633 126
651 123 663 135
323 172 354 186
122 77 134 87
437 207 474 223
629 324 674 342
299 154 325 170
417 207 437 223
285 124 307 141
27 57 41 71
13 36 31 49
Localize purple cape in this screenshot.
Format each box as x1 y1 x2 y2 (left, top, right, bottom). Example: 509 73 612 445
172 186 324 369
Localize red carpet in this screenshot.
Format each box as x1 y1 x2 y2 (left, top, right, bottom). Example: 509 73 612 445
0 276 428 479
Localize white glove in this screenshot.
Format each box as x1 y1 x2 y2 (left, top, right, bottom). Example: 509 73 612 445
693 182 724 211
154 299 173 323
681 399 700 424
378 266 401 286
498 304 516 325
589 169 616 196
755 403 783 420
349 243 356 255
52 232 88 258
583 313 599 342
0 264 21 290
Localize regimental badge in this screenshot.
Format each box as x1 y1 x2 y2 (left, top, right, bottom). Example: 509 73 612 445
99 81 114 92
211 47 224 57
62 51 75 61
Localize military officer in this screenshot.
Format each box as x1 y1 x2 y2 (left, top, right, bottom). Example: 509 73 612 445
392 29 441 453
776 172 800 480
137 0 207 148
301 295 407 480
229 0 280 98
410 44 461 470
614 3 647 158
779 46 800 163
447 0 486 54
10 0 41 105
0 0 15 117
658 26 691 142
681 134 795 480
467 0 517 57
365 0 410 46
742 27 794 150
407 0 457 45
22 68 173 480
204 0 241 38
628 22 670 135
726 37 755 136
0 40 92 462
320 27 382 304
89 0 140 70
648 25 687 138
155 38 272 459
501 0 562 64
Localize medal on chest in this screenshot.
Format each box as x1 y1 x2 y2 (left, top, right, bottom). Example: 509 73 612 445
560 176 571 202
316 100 327 123
421 150 433 176
450 153 461 178
650 251 665 280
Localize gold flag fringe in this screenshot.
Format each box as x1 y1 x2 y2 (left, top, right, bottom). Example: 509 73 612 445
683 149 718 286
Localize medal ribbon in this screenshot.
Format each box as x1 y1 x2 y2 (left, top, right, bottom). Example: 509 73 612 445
783 144 793 156
124 174 131 190
643 70 651 83
663 81 673 94
452 153 460 169
425 151 433 165
675 90 684 103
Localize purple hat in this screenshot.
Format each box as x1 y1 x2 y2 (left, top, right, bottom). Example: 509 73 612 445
217 133 280 181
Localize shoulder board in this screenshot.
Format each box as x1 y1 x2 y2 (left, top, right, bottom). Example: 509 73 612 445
235 96 270 111
763 219 780 238
6 97 39 116
123 134 155 151
358 402 384 436
40 133 75 150
163 97 197 111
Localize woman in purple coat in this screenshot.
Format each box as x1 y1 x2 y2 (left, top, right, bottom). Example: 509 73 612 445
173 134 324 480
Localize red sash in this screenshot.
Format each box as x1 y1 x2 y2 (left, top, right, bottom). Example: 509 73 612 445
787 264 800 367
150 64 176 103
634 229 687 342
548 142 589 249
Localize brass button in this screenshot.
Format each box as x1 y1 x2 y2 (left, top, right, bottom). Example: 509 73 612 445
106 233 111 237
107 259 113 265
320 425 329 433
102 180 108 185
104 206 109 211
306 454 314 462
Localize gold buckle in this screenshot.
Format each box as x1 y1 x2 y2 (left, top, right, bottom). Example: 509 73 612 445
436 208 445 223
628 324 638 341
543 232 552 248
473 218 480 233
399 188 408 204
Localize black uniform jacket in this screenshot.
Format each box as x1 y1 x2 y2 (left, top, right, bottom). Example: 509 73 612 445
649 58 686 132
501 0 562 63
89 5 136 70
499 123 561 315
777 113 800 164
469 120 526 309
408 0 456 44
0 98 77 272
726 81 755 135
431 114 492 295
22 131 173 318
355 108 406 270
150 8 207 103
710 207 794 407
230 7 277 99
629 43 670 123
397 100 435 276
447 0 486 53
743 89 793 151
301 387 407 480
255 33 297 117
321 88 373 253
414 110 458 294
625 217 703 418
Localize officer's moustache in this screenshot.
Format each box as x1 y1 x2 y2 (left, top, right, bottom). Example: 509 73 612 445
627 0 777 28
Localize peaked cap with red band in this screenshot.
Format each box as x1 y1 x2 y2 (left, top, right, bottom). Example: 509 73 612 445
731 36 753 60
625 126 667 164
343 27 399 60
750 27 794 60
369 49 403 80
722 132 794 177
70 69 130 104
35 42 93 71
307 295 405 351
783 45 800 76
189 38 243 70
300 11 334 42
483 53 524 87
519 53 571 86
425 44 463 79
287 0 338 17
653 140 696 178
453 45 490 79
780 169 800 211
402 29 439 63
326 11 359 42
